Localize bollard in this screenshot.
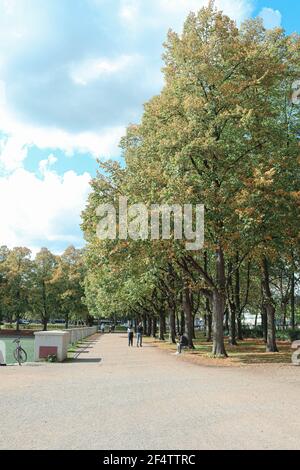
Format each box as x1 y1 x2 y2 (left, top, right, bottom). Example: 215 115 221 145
34 331 70 362
0 340 6 366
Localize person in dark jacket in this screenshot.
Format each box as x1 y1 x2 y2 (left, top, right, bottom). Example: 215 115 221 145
136 322 143 347
127 324 134 347
176 333 188 354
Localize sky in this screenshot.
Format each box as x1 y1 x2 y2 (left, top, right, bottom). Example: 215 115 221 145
0 0 299 255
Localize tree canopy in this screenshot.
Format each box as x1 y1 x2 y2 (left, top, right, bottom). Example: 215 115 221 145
82 3 300 357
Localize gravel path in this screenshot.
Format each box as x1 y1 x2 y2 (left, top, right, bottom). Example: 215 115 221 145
1 333 300 450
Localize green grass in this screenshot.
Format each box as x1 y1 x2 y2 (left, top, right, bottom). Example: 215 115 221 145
146 331 293 366
192 332 293 363
66 338 98 360
0 337 35 364
67 341 83 356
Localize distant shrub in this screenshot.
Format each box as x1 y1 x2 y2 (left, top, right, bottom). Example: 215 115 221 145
242 326 264 339
272 329 300 342
288 330 300 342
276 330 290 341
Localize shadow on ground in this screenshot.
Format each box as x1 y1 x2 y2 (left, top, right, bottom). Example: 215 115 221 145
146 336 293 366
67 358 102 364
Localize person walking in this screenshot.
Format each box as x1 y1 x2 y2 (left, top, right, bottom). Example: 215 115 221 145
175 333 188 355
136 322 143 348
127 324 134 347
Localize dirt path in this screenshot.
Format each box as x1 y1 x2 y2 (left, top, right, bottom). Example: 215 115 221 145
1 333 300 450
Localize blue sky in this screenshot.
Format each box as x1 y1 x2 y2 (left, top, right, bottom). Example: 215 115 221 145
0 0 299 254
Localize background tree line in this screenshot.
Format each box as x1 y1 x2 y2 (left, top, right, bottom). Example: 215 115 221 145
81 3 300 357
0 245 89 331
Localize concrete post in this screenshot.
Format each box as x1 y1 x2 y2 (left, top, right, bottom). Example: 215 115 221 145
34 331 70 362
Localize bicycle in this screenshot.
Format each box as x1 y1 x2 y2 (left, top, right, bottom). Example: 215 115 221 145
13 338 28 366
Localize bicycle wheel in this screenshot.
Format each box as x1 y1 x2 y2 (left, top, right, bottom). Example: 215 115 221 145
14 348 27 365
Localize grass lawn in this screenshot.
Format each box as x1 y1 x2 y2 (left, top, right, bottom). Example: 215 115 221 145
66 336 99 360
145 333 293 367
0 337 35 364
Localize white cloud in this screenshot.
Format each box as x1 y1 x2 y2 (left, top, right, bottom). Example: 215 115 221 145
0 0 44 49
0 1 254 175
0 135 28 173
259 7 282 29
1 0 17 15
0 80 6 104
158 0 250 17
38 154 58 175
119 0 254 30
119 0 140 27
0 167 91 252
0 0 256 252
70 54 140 86
0 92 125 173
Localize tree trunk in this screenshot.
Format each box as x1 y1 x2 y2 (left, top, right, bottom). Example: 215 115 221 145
65 314 69 330
224 308 229 333
205 299 212 342
192 314 196 340
42 280 48 332
291 270 295 330
206 313 212 342
282 302 288 329
212 290 227 356
43 318 48 331
261 256 278 353
235 255 243 341
212 248 227 357
266 304 278 352
152 317 157 338
176 311 180 336
143 313 147 334
147 316 152 337
204 251 212 343
169 308 176 344
180 309 185 335
16 289 20 332
228 303 238 346
260 281 267 342
261 307 268 343
182 286 194 349
159 311 165 341
237 316 243 341
163 315 167 335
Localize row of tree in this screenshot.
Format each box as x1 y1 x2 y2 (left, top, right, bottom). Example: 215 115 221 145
81 3 300 357
0 245 88 331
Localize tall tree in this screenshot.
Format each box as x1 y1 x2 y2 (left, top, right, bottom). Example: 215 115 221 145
82 3 300 357
51 246 88 328
31 248 58 331
4 247 32 331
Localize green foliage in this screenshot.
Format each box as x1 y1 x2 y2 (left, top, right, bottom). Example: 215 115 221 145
242 326 264 339
0 246 88 329
288 330 300 342
80 3 300 355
